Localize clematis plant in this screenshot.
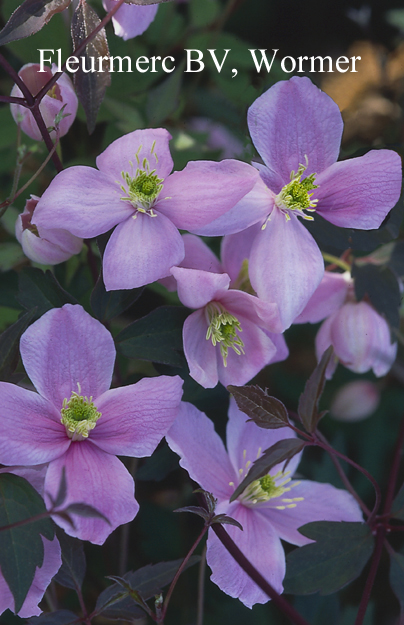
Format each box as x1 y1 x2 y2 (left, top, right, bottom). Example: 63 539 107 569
0 304 183 544
167 399 363 608
32 128 258 291
195 77 402 330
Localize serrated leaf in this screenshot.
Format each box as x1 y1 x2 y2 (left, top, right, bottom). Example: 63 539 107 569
17 267 77 317
115 306 189 366
54 529 86 591
0 0 71 45
230 438 306 502
352 263 401 330
0 474 54 612
174 506 210 521
0 309 36 382
228 384 289 429
391 482 404 520
27 609 79 625
211 514 243 530
284 521 374 595
95 557 200 619
389 548 404 615
71 0 111 133
298 346 333 433
90 272 144 322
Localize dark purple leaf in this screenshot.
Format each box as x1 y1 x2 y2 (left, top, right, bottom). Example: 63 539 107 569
298 346 333 433
0 0 71 46
228 384 290 429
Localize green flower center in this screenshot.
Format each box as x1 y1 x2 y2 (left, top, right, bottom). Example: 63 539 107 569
120 141 163 216
61 386 101 441
205 302 244 366
274 156 319 222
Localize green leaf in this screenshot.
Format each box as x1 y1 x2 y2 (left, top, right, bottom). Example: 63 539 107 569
391 482 404 520
147 61 185 125
0 309 36 382
27 609 79 624
189 0 219 28
71 0 111 133
0 474 54 612
230 438 306 502
284 521 374 595
352 264 401 330
298 346 333 433
95 557 200 619
17 267 77 317
90 273 144 322
389 548 404 615
115 306 189 366
54 529 86 591
0 0 71 45
227 384 290 429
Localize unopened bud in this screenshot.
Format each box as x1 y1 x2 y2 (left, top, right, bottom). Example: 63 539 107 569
330 380 380 422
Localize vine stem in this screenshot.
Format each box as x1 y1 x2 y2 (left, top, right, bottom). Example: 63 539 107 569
210 523 310 625
383 413 404 515
354 525 385 625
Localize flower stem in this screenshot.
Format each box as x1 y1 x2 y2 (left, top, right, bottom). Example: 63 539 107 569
196 543 207 625
322 252 351 272
354 525 385 625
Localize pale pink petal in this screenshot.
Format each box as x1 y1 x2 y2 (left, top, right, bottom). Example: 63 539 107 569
207 502 285 608
157 160 259 231
20 304 115 410
96 128 172 180
171 267 230 309
315 315 339 379
91 376 183 456
316 150 402 229
295 271 350 324
249 208 325 330
183 309 219 388
261 480 363 546
221 223 262 283
263 331 289 364
0 383 69 465
181 234 223 273
193 177 271 236
226 397 300 479
0 536 61 618
247 77 343 184
103 0 158 40
103 212 185 290
32 167 132 238
166 402 237 500
216 316 278 388
17 224 82 265
45 443 138 544
220 289 282 333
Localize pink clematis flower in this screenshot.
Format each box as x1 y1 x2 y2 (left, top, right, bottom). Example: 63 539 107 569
0 304 183 544
171 264 282 388
103 0 158 40
0 466 62 618
10 63 78 141
296 271 397 378
16 195 83 265
167 400 363 608
32 128 258 291
195 77 402 330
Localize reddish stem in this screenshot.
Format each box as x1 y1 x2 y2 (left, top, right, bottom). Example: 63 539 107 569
354 525 385 625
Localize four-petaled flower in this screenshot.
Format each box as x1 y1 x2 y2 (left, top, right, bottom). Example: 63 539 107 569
0 304 183 544
167 399 363 608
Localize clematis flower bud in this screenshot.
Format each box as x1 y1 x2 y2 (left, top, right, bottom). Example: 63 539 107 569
16 195 83 265
10 63 78 141
330 380 380 422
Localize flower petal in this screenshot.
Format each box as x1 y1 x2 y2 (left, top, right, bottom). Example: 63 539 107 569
315 315 339 379
32 167 132 238
45 443 139 544
220 289 282 333
247 77 343 185
103 0 158 40
20 304 115 410
316 149 402 229
249 209 325 330
96 128 173 180
226 397 300 479
91 375 183 456
260 480 363 546
103 212 185 290
221 222 262 283
157 160 259 231
181 234 223 273
207 502 285 608
166 402 237 500
0 383 69 465
171 267 230 309
295 271 350 324
182 309 219 388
